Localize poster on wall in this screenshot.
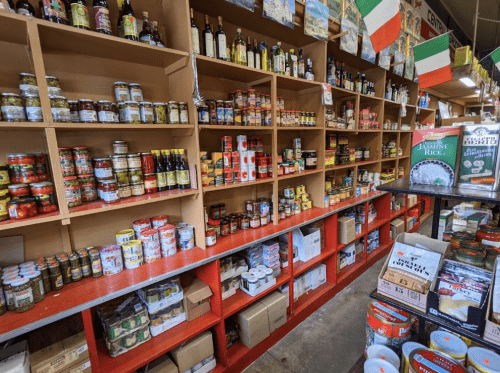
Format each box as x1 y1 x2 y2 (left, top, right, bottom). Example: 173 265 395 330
340 17 359 55
379 45 392 70
305 0 329 42
342 0 358 26
326 0 342 19
225 0 255 12
404 56 415 81
361 31 376 64
393 51 405 76
263 0 295 29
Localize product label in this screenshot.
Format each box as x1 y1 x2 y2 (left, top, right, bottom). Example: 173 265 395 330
94 167 113 178
115 87 129 102
65 184 81 203
140 107 154 123
218 34 227 59
180 110 188 124
124 106 140 123
14 288 33 308
224 107 233 123
17 8 31 16
81 264 90 276
26 107 43 121
43 0 67 20
299 62 305 76
168 108 179 123
482 238 500 248
71 3 90 28
79 110 97 122
256 54 261 70
247 50 254 68
0 199 8 217
47 86 61 94
156 172 167 188
0 170 8 185
51 107 71 122
273 55 282 73
177 170 190 185
19 84 39 94
216 107 225 123
139 35 156 46
1 106 26 121
98 111 115 123
130 89 143 102
94 6 111 33
144 178 157 190
166 171 176 186
71 267 82 280
205 34 214 58
70 111 79 123
305 157 317 166
122 15 138 37
102 190 119 203
191 28 200 54
237 45 246 63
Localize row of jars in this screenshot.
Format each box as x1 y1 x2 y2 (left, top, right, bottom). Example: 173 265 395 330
277 111 316 127
0 92 43 122
228 89 272 110
198 102 272 127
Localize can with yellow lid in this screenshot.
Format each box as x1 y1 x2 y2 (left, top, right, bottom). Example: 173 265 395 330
429 330 467 364
467 347 500 373
401 342 425 373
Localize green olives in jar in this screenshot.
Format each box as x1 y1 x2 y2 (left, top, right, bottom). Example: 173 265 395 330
97 100 115 123
63 176 82 208
123 101 140 124
167 101 179 124
50 95 71 123
139 102 154 124
179 102 188 124
24 94 43 122
18 73 39 95
153 103 167 124
46 76 62 95
1 93 26 122
128 168 143 183
114 81 130 102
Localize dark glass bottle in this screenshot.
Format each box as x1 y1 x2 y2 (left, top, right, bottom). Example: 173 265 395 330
190 8 200 54
215 16 227 61
162 149 177 190
139 11 155 45
39 1 48 19
70 0 90 30
93 0 112 34
122 0 138 41
7 0 15 11
15 0 35 16
298 49 305 79
176 149 191 189
42 0 69 24
152 21 165 47
153 150 167 192
117 0 123 38
202 15 214 58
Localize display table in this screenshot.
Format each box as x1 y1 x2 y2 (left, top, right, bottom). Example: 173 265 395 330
377 176 500 239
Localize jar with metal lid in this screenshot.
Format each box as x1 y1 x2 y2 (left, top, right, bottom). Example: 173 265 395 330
179 102 188 124
12 278 34 312
50 95 71 123
78 99 97 123
216 100 224 124
18 72 39 95
89 249 103 278
67 100 79 123
101 179 120 203
114 82 130 102
127 153 141 169
48 264 64 291
363 147 370 160
30 181 57 214
96 100 115 123
69 253 82 281
0 190 9 221
131 182 145 196
7 198 37 219
111 155 128 170
208 219 221 237
229 217 238 233
78 174 97 202
144 173 157 194
128 83 143 102
206 228 216 246
56 148 75 177
128 168 143 183
94 158 113 180
250 214 260 228
224 101 234 125
1 93 26 122
197 105 209 124
153 103 167 124
139 102 154 124
24 93 43 122
118 183 131 198
234 109 242 126
113 141 128 155
302 150 317 170
0 163 10 186
63 176 82 208
220 219 229 236
25 271 44 303
37 264 51 294
57 255 72 284
9 183 30 199
167 101 180 124
72 146 93 175
456 249 486 268
3 278 18 311
77 249 91 278
46 76 61 95
123 101 140 124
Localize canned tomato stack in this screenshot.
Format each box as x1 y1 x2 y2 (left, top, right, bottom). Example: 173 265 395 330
278 184 312 220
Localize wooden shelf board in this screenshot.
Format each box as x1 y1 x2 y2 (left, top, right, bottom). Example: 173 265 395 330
293 249 335 277
199 125 273 131
203 178 273 193
0 11 28 45
418 107 436 113
330 86 358 99
384 99 415 108
277 168 323 180
196 55 273 83
293 282 335 315
326 160 379 171
0 121 48 129
37 20 188 69
51 123 195 130
0 211 63 232
68 189 198 218
276 74 322 91
325 128 380 133
360 93 384 101
277 126 324 131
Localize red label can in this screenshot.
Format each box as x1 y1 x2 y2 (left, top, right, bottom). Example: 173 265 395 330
223 152 231 168
151 215 168 229
231 152 240 167
221 136 232 152
233 166 241 183
224 168 233 184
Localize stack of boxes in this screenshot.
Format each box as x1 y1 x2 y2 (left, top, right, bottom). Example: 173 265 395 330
280 264 326 303
262 241 280 277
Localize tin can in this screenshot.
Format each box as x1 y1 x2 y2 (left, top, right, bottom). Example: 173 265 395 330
467 347 500 373
151 215 168 229
141 229 159 248
116 229 135 245
259 202 270 216
133 218 151 236
365 300 411 353
99 245 123 276
178 225 194 251
363 359 398 373
409 349 467 373
121 240 143 255
221 136 232 152
237 135 247 151
123 253 143 269
429 331 467 364
401 342 425 373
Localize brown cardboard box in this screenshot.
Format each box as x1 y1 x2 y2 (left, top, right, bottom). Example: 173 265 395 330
259 292 287 333
355 241 364 256
60 358 91 373
145 354 179 373
31 332 88 373
390 218 404 239
171 331 214 373
183 278 213 321
338 217 355 244
236 302 270 349
406 216 414 232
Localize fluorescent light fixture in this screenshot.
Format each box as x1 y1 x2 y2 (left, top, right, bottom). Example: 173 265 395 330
460 77 476 87
489 98 493 102
475 90 481 94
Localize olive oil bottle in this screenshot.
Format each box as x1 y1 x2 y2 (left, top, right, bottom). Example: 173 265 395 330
152 21 165 47
116 0 123 37
190 8 200 55
273 42 284 75
254 39 261 70
122 0 138 41
202 15 214 58
176 149 191 190
162 149 177 190
153 150 167 192
247 37 254 68
232 28 246 65
215 16 227 61
139 11 155 45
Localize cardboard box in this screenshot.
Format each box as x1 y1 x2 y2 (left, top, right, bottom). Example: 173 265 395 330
171 331 214 373
483 258 500 346
260 292 287 333
310 264 327 290
338 217 355 244
292 226 321 262
390 218 404 239
406 216 414 232
0 340 29 373
31 332 89 373
394 196 407 208
183 278 212 321
377 233 451 312
145 354 179 373
61 359 91 373
438 210 453 241
341 243 356 265
236 302 270 349
355 241 364 256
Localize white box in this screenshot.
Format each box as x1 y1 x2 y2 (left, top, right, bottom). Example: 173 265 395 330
310 264 327 290
438 210 453 241
240 277 277 297
292 227 321 262
149 313 187 337
137 290 184 314
341 243 356 265
192 358 216 373
0 340 30 373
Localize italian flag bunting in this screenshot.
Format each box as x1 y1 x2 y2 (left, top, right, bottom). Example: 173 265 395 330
355 0 401 54
414 33 452 89
489 47 500 72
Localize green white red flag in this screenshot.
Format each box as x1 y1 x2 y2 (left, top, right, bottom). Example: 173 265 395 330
414 33 452 89
488 47 500 72
355 0 401 54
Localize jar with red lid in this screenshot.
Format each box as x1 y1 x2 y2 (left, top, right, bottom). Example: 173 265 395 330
256 157 268 179
101 179 119 203
94 158 113 180
208 219 221 237
7 153 39 184
72 147 93 176
78 99 98 123
141 152 154 174
7 198 38 219
78 174 97 202
34 153 50 181
144 173 157 194
229 217 238 233
476 225 500 248
8 184 30 199
58 148 75 177
63 176 82 208
30 182 57 214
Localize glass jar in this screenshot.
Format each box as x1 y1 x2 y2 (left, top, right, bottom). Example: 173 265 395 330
1 93 26 122
128 168 143 183
111 155 128 171
153 103 167 124
131 182 145 196
69 253 82 282
114 81 130 102
3 278 18 311
127 153 141 169
77 249 91 278
97 100 115 123
302 150 317 170
0 163 10 186
33 153 49 182
0 190 9 222
89 249 103 278
12 278 34 313
7 153 38 184
206 228 216 247
118 183 131 198
68 100 79 123
476 225 500 247
63 176 82 208
24 93 43 122
123 101 140 124
78 175 97 202
205 100 217 124
72 146 93 175
18 72 39 95
128 83 143 102
144 173 157 194
8 183 30 199
78 99 97 123
101 179 119 203
37 264 51 295
7 198 37 219
94 158 113 180
139 102 154 124
179 102 188 124
456 248 486 268
57 148 75 177
113 141 128 155
224 101 234 125
167 101 180 124
30 182 57 214
24 271 44 303
48 264 64 291
141 152 155 174
115 170 129 185
250 214 260 228
197 105 209 124
50 95 71 123
46 76 62 95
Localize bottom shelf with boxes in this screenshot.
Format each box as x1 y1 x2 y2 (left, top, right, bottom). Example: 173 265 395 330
280 264 327 303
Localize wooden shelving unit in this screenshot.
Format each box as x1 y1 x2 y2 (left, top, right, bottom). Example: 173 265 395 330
0 1 435 372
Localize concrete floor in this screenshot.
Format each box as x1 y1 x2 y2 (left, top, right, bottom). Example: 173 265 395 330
242 219 432 373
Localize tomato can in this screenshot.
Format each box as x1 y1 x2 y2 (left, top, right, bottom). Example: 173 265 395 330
467 347 500 373
133 218 151 235
365 300 411 354
159 224 176 243
401 342 425 373
121 240 143 256
231 152 240 167
143 245 161 263
141 228 159 247
363 358 399 373
429 331 467 364
116 229 135 245
366 345 400 370
409 349 467 373
99 245 123 276
123 252 144 270
151 215 168 229
221 136 232 152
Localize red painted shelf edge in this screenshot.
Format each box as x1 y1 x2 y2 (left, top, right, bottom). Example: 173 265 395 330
293 282 336 315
